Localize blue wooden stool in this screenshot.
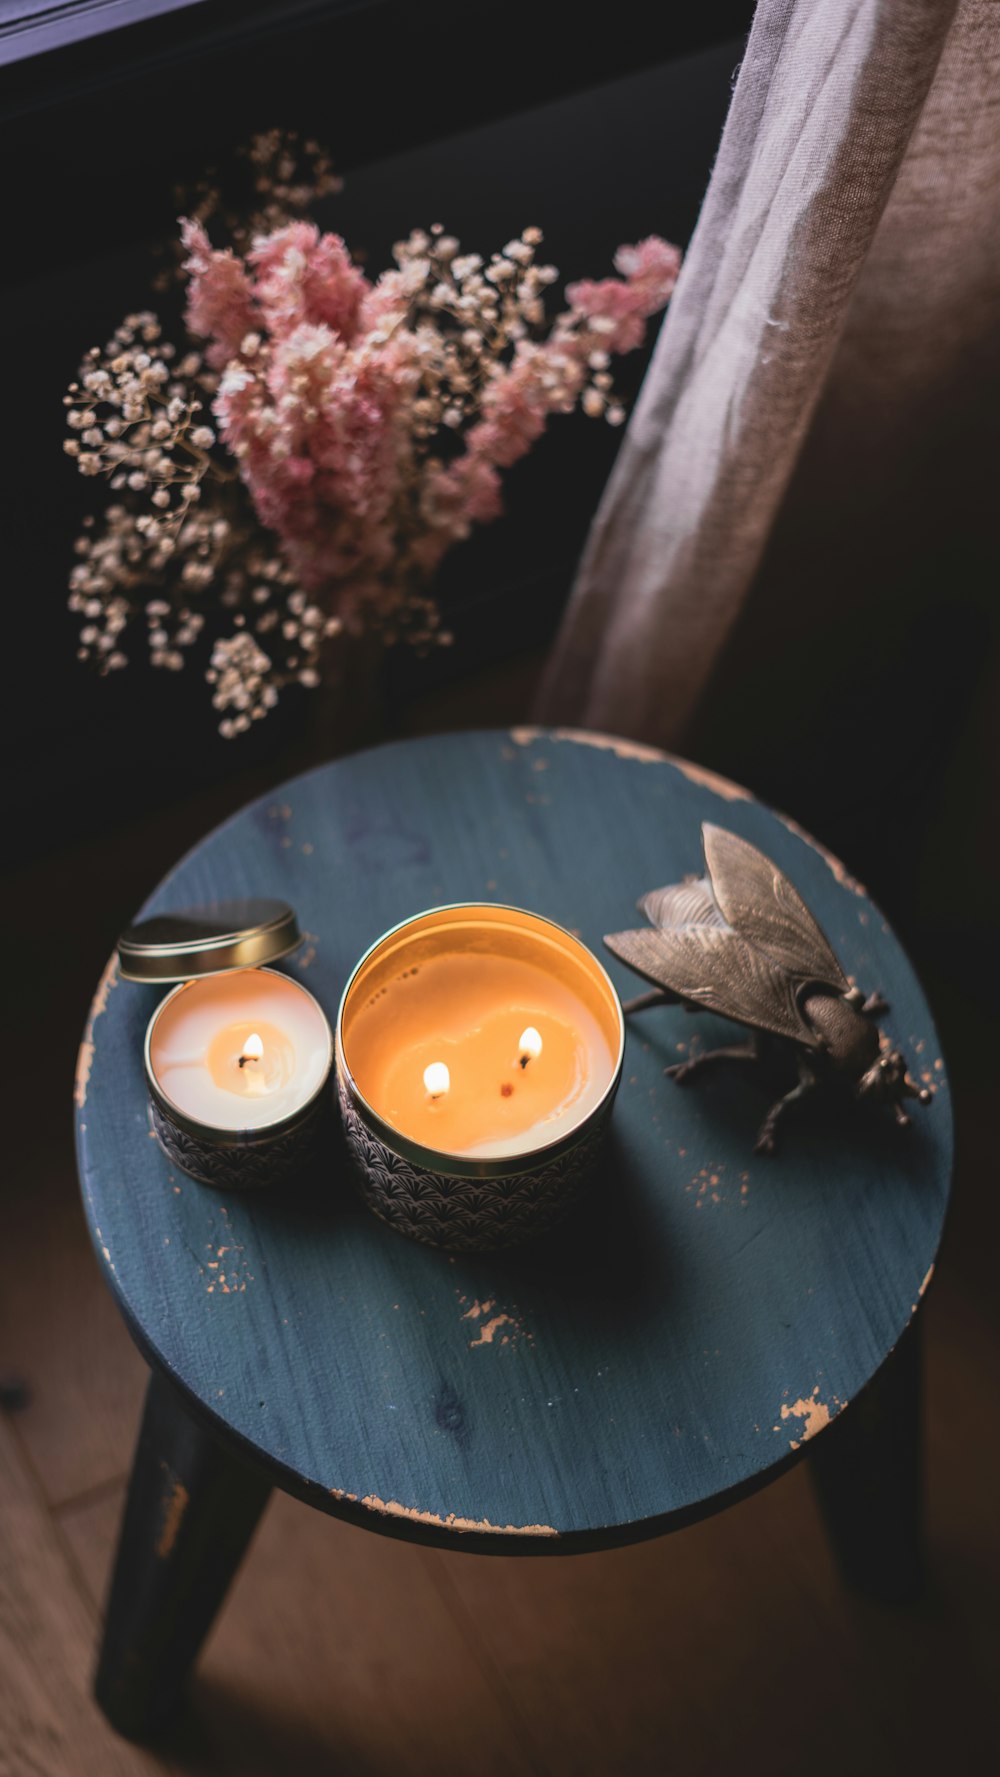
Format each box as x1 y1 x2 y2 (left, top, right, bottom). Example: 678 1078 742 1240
75 729 951 1739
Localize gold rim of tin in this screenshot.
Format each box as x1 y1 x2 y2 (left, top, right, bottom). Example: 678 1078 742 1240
336 903 625 1180
144 967 334 1143
120 902 301 983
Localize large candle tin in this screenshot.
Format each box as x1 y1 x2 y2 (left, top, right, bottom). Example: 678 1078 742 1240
336 904 625 1251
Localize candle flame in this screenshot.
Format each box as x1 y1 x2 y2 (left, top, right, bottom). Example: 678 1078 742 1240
242 1032 264 1063
518 1026 543 1066
423 1060 450 1099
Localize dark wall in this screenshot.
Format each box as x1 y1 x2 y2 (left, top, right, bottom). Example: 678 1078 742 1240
2 2 750 865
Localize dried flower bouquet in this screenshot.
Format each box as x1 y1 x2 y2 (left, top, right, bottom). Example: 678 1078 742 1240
65 135 679 734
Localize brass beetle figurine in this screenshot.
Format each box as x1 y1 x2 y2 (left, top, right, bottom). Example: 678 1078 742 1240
604 823 932 1154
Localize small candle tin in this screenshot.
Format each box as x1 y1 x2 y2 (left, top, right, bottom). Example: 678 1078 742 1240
119 899 333 1190
336 904 625 1252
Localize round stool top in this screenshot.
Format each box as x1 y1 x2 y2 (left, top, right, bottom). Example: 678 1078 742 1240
76 729 951 1553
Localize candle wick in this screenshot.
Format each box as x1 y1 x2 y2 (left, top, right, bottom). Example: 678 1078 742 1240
423 1061 450 1100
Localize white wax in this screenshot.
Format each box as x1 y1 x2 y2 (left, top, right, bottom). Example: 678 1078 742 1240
149 969 331 1131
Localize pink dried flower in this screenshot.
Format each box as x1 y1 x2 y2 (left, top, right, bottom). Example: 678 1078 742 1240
68 156 680 733
412 455 504 575
613 236 682 300
249 223 370 343
566 236 681 354
216 322 411 592
181 219 258 369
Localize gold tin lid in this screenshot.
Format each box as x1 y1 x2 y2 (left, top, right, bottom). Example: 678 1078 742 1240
118 898 301 983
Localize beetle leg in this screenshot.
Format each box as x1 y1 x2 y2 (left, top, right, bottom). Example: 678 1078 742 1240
667 1037 760 1085
754 1057 818 1154
901 1075 933 1105
862 991 889 1017
620 988 674 1016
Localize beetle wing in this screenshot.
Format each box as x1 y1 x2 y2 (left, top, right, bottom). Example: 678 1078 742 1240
603 924 820 1046
702 824 849 989
639 875 725 931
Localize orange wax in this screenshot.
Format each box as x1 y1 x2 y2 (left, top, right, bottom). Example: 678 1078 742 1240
342 923 620 1159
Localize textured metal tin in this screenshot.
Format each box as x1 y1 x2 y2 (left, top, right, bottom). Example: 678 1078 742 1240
336 1069 617 1251
148 1089 331 1191
335 903 625 1249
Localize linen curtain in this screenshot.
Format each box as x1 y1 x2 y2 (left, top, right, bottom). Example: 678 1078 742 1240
535 0 1000 750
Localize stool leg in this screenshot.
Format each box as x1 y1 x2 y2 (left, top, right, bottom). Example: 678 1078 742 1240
95 1370 271 1739
809 1318 924 1602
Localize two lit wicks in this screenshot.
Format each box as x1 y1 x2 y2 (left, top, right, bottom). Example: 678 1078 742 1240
422 1026 543 1102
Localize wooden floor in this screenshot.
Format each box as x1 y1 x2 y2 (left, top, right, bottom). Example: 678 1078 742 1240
3 674 998 1776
